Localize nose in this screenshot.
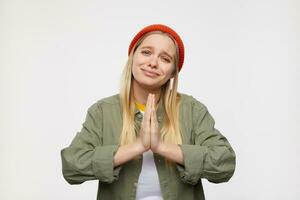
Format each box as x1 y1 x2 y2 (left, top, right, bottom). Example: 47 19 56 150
148 56 158 68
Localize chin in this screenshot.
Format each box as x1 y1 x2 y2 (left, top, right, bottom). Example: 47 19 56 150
138 79 160 89
140 80 157 87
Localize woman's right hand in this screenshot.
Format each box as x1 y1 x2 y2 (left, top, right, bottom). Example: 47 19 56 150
137 93 153 152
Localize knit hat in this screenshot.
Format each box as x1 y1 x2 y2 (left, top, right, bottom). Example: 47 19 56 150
128 24 185 72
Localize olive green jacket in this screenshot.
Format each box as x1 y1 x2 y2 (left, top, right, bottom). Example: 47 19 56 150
61 93 236 200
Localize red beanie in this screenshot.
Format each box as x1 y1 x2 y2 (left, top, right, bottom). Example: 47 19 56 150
128 24 185 72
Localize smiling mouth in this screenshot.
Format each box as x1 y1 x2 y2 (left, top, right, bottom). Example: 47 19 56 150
141 69 159 77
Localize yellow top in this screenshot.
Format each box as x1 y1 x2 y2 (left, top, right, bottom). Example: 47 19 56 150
135 102 146 112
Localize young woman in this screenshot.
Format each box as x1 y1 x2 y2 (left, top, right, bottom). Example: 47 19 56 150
61 24 236 200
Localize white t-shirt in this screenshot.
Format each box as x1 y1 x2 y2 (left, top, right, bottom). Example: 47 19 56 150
135 110 163 200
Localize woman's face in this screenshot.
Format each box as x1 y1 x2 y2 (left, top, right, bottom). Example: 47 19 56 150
132 33 177 90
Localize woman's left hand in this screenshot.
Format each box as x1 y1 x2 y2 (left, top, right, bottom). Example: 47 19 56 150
150 95 163 153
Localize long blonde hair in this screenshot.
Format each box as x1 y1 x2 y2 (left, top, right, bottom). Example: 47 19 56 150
118 31 182 166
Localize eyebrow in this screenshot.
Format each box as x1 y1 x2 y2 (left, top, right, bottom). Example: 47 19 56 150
140 46 173 60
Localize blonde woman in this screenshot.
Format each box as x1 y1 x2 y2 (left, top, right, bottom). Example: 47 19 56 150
61 24 236 200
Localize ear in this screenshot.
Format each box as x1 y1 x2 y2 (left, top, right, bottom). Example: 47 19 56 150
170 73 175 79
170 67 176 78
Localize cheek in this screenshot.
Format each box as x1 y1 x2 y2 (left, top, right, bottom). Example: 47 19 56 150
133 53 144 65
131 58 141 76
163 65 175 76
132 57 140 71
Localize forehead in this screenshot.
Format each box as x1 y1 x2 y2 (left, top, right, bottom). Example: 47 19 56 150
139 33 176 56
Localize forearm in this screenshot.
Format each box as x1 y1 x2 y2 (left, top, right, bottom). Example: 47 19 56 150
113 142 145 167
155 143 184 165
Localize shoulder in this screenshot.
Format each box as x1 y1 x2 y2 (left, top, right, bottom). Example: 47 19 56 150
178 92 213 127
87 93 121 112
178 92 207 111
97 93 120 105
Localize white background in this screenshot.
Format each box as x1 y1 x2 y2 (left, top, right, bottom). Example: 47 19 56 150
1 0 299 199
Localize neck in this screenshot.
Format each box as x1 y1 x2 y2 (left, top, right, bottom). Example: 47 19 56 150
132 80 161 105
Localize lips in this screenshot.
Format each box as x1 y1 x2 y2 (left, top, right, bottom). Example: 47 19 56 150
141 69 159 77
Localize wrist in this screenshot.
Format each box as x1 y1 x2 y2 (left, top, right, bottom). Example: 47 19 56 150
134 141 148 154
152 142 165 154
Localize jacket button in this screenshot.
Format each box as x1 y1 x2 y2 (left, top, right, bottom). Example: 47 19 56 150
158 116 162 121
137 113 142 119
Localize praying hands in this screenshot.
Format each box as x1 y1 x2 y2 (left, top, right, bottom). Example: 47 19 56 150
138 93 162 153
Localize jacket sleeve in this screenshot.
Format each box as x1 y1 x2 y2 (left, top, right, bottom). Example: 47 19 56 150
60 102 122 185
176 101 236 185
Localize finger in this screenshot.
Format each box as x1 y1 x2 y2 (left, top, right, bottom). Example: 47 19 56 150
150 110 158 141
145 117 151 132
145 93 152 121
151 94 156 121
152 95 154 111
152 96 157 118
152 106 158 127
141 94 151 130
150 110 154 134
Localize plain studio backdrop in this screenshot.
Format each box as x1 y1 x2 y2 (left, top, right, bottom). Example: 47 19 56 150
1 0 299 199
